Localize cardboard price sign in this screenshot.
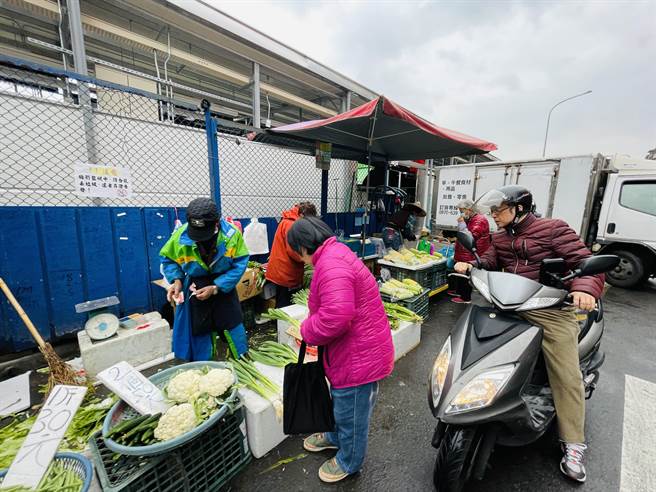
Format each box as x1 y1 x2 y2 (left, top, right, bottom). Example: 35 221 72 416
2 385 87 489
97 361 170 415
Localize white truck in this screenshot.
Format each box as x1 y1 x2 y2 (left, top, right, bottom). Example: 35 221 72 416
432 154 656 288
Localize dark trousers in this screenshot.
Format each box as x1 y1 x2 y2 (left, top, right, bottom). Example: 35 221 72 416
274 283 299 308
449 274 472 301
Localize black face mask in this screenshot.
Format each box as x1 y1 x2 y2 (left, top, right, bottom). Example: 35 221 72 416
197 233 218 265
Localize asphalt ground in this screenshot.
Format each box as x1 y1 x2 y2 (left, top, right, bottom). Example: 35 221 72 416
230 280 656 492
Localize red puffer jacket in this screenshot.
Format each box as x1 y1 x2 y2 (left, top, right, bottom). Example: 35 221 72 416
477 214 605 298
455 213 491 262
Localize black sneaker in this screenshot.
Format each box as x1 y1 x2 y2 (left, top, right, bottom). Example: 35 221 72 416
560 442 587 483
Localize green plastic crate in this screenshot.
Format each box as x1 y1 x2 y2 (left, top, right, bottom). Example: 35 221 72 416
89 408 250 492
381 288 430 321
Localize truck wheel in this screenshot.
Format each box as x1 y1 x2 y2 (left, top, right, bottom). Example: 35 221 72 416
433 426 478 492
606 250 644 289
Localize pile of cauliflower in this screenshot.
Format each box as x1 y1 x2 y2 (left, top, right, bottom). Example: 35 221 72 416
154 367 234 442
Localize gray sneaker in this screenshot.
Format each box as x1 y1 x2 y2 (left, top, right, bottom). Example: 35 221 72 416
560 442 587 483
303 433 338 453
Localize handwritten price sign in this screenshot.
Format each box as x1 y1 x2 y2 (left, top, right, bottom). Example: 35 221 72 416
97 361 170 416
2 385 87 489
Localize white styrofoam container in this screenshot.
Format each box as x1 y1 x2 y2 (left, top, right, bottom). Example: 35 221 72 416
275 304 319 362
78 315 171 378
392 321 421 361
238 363 286 459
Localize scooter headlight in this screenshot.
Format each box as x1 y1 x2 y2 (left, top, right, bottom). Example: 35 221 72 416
445 364 515 414
516 297 563 311
470 274 492 303
430 337 451 407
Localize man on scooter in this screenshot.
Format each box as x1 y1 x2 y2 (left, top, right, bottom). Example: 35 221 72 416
454 185 604 483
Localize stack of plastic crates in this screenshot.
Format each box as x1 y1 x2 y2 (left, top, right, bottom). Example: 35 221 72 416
89 408 250 492
432 261 449 290
382 264 435 292
381 288 430 321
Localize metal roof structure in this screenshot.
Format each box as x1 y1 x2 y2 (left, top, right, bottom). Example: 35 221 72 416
0 0 378 126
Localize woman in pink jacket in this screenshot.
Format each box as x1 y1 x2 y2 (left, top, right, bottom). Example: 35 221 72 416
287 217 394 483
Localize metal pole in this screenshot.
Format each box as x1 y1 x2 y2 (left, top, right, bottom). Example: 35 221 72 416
320 170 329 217
425 159 434 230
361 102 379 257
384 162 389 187
66 0 87 75
252 62 261 128
202 100 222 213
542 90 592 157
341 91 352 113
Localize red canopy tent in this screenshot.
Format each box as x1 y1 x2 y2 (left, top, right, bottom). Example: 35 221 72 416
271 95 497 253
271 95 496 161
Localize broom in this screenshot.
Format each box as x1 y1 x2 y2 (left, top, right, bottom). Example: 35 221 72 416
0 277 84 395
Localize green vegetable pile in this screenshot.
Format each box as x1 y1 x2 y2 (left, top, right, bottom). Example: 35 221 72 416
248 341 298 367
0 460 84 492
380 278 423 300
105 413 161 447
248 261 267 289
291 289 309 306
384 301 423 329
303 264 313 288
0 396 114 469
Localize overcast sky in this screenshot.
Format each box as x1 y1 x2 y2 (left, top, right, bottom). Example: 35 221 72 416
216 0 655 160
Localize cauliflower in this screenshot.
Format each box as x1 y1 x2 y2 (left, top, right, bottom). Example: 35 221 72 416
165 370 202 402
154 403 197 441
193 393 219 421
198 368 234 397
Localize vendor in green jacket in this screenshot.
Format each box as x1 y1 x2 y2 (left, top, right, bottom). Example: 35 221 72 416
160 197 250 361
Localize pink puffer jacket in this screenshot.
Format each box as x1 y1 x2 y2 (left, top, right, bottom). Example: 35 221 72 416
301 237 394 389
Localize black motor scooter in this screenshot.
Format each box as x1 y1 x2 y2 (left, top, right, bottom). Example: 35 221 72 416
428 231 619 491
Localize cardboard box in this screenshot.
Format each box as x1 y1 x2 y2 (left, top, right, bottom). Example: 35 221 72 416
237 268 262 301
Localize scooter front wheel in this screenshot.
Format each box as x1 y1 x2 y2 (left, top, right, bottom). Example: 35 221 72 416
433 425 478 492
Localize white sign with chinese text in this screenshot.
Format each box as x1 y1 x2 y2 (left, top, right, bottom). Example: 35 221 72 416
97 361 170 416
435 166 476 228
73 164 133 198
2 385 87 489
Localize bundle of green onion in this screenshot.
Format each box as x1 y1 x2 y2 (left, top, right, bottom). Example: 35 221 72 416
248 341 298 367
261 308 302 329
291 289 309 306
383 302 423 323
231 357 283 419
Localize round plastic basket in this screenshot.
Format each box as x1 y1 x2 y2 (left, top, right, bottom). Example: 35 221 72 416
0 452 93 492
102 360 238 456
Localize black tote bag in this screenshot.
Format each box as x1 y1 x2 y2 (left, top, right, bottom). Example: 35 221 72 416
283 342 335 435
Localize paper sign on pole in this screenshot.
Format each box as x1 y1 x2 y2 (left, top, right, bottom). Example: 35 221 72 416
73 163 133 198
2 385 87 489
97 361 170 415
435 166 476 228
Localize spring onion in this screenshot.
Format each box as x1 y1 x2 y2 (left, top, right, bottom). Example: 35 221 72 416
231 357 283 420
291 289 309 306
383 301 423 323
248 341 298 367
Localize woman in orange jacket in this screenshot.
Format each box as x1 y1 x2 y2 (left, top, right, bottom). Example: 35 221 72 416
265 202 317 307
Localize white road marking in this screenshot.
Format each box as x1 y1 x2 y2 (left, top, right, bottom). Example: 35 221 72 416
620 375 656 492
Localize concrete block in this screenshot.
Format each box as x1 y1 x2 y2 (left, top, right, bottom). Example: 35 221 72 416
78 314 171 379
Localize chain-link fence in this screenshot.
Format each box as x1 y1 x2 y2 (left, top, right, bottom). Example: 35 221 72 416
0 59 209 208
0 57 363 219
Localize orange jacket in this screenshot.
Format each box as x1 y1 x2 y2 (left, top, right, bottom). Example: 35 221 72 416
265 207 304 288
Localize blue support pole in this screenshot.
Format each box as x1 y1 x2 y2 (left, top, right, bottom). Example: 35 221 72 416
320 169 329 218
202 99 222 214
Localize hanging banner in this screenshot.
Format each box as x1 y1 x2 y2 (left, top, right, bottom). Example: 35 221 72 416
73 164 133 198
315 142 332 170
435 166 476 228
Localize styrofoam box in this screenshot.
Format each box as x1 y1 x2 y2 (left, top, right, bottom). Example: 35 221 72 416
78 315 171 378
238 362 286 459
392 321 421 361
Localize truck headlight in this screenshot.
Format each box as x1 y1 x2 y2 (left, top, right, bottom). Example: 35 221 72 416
445 364 515 414
471 274 492 303
430 337 451 407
